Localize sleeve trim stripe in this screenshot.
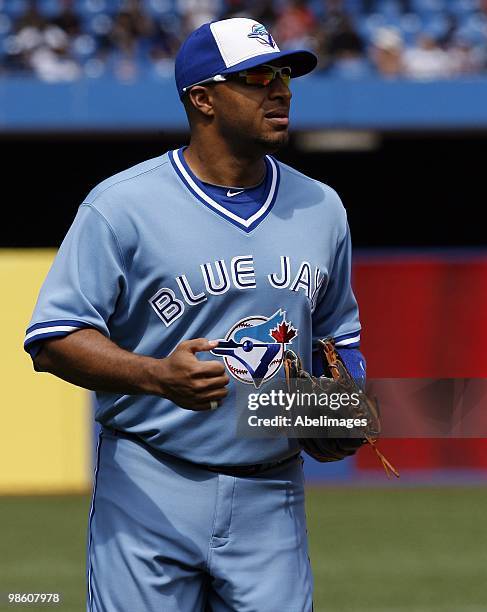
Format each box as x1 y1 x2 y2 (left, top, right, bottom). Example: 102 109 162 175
26 319 88 334
334 330 361 342
335 334 361 347
24 330 79 355
24 325 84 345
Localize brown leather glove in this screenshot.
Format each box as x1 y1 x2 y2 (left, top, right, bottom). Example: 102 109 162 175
284 338 399 478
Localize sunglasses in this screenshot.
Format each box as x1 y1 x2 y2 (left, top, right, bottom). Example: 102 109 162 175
182 65 292 93
231 65 292 87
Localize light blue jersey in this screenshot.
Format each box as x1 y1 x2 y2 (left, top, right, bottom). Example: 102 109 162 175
25 148 360 466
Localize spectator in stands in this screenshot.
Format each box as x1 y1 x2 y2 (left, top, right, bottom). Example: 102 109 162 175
53 0 81 38
448 34 484 76
370 26 404 78
7 0 80 80
320 0 350 40
106 0 154 79
110 0 154 57
28 25 81 82
220 0 249 19
403 33 451 79
9 0 46 72
3 32 33 74
250 0 278 27
149 19 182 77
220 0 278 33
314 0 358 71
178 0 220 35
2 0 487 80
362 0 411 14
274 0 318 50
325 15 370 78
14 0 46 33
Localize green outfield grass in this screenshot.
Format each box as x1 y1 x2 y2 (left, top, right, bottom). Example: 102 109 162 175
306 487 487 612
1 487 486 611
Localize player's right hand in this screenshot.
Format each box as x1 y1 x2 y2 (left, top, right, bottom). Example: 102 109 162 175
150 338 229 410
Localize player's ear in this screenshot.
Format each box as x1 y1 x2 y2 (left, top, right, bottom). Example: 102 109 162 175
187 86 215 119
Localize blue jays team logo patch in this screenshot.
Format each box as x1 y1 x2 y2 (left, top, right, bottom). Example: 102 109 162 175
247 24 276 48
211 310 297 388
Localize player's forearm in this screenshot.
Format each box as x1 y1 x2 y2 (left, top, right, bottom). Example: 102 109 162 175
33 328 165 396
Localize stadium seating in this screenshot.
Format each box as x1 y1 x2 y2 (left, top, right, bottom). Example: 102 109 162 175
0 0 485 80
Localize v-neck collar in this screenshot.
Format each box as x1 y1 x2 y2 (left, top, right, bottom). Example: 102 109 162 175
168 148 280 233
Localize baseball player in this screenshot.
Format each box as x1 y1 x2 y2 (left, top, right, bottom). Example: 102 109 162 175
24 18 363 612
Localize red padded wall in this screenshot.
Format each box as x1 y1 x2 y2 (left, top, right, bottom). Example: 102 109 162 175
353 255 487 471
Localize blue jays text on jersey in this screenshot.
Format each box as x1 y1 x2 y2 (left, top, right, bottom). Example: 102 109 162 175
149 254 325 327
24 148 361 466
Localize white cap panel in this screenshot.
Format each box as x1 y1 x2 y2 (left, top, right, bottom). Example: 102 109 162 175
210 18 281 69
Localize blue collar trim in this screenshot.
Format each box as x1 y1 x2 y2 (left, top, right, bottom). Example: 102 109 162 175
169 148 280 233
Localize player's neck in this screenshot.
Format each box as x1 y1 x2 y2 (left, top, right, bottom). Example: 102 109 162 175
184 139 266 188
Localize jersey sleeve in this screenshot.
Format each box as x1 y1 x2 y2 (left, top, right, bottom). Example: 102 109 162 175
24 204 127 358
312 221 361 349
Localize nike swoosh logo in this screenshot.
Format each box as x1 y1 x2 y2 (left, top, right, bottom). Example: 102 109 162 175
227 189 245 197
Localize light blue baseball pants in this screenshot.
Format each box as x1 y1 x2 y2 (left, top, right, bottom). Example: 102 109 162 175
87 429 313 611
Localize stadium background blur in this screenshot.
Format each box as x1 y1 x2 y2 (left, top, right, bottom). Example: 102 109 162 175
1 1 487 611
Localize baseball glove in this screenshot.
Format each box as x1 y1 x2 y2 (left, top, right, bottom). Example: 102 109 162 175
283 338 399 478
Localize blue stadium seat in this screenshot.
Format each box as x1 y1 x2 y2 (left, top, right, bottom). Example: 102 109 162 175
1 0 28 19
72 32 98 59
145 0 174 16
344 0 364 15
411 0 446 16
457 12 487 44
0 13 12 37
38 0 61 18
423 13 450 38
80 0 109 15
375 0 403 20
362 12 387 41
449 0 480 17
86 13 113 35
400 13 424 44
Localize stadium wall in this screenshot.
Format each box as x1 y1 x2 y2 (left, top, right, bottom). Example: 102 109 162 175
353 252 487 478
0 250 90 494
2 77 487 131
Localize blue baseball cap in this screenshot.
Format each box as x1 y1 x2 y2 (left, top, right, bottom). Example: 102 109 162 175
175 18 317 98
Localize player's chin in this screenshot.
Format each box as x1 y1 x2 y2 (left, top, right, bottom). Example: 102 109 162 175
257 129 289 152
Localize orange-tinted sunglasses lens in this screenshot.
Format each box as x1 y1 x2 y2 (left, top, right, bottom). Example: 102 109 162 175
243 67 291 87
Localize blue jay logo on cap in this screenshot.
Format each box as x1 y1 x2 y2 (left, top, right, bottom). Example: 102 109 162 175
247 24 276 49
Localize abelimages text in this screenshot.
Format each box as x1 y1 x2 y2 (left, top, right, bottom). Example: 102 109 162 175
248 415 368 428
